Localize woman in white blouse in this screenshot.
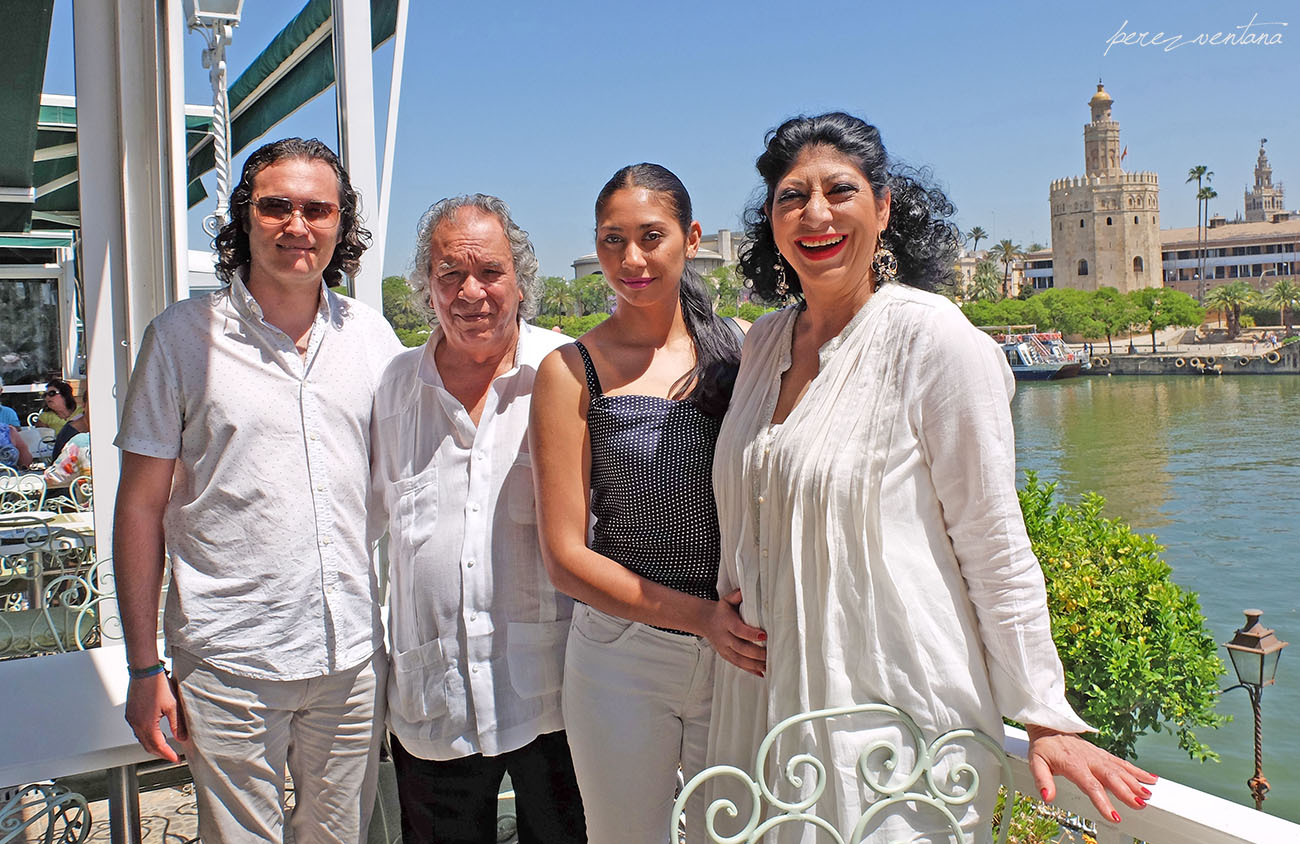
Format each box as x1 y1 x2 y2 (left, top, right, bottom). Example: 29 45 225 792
704 112 1157 842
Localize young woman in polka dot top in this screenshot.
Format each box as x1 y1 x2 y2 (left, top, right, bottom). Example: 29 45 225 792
531 163 768 844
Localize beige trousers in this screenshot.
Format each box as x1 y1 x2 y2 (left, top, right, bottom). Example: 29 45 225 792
172 650 386 844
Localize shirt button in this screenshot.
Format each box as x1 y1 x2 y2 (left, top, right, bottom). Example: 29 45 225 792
309 432 320 441
470 612 478 622
466 559 475 568
316 484 326 492
474 450 485 460
761 548 769 557
469 502 480 512
757 495 765 504
471 665 479 674
321 537 332 546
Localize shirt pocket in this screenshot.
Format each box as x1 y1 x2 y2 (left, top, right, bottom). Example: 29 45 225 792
388 638 450 723
506 619 569 699
394 464 439 554
506 453 536 524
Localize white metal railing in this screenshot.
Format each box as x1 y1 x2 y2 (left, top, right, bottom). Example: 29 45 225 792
676 705 1300 844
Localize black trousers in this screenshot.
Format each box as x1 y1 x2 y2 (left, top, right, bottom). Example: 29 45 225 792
390 730 586 844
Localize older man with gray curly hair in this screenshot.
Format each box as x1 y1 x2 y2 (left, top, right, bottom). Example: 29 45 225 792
370 194 585 843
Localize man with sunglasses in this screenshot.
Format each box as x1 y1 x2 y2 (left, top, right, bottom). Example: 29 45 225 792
113 138 402 844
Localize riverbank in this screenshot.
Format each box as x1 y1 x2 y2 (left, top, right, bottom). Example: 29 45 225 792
1074 327 1300 375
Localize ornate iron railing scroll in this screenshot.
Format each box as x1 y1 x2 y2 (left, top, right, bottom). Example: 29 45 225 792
673 703 1016 844
0 783 90 844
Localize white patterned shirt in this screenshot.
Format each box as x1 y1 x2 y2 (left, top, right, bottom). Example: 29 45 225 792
371 322 572 760
115 273 403 680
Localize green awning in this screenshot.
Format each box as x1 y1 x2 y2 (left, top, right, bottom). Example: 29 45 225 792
0 231 74 248
184 0 398 206
0 0 56 232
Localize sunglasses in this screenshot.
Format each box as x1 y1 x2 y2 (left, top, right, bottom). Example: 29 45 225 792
45 390 59 397
250 196 341 229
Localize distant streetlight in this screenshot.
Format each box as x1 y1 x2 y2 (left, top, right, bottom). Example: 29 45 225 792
1223 609 1289 810
184 0 245 235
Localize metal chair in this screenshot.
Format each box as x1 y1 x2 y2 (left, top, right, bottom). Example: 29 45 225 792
674 703 1015 844
0 473 47 513
0 782 91 844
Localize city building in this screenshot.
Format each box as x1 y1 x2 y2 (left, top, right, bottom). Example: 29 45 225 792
571 228 740 278
1161 216 1299 296
1244 139 1286 223
1048 83 1162 294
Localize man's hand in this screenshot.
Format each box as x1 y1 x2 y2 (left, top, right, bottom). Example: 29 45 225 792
125 672 187 762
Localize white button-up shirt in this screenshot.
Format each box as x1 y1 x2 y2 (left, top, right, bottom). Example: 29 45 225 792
115 273 403 680
372 321 572 760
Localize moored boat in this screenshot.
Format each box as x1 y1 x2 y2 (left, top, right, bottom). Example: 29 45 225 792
981 326 1089 381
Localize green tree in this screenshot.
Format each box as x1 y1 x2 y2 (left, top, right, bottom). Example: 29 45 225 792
539 275 578 317
1020 475 1227 760
1260 278 1300 335
1195 186 1218 299
573 273 611 315
704 265 744 312
968 260 1002 301
989 239 1023 299
1025 242 1046 253
1089 287 1136 354
382 275 431 347
1128 288 1205 352
1203 280 1255 339
966 225 988 253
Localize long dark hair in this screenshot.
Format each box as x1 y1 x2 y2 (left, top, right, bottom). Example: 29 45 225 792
595 163 740 417
214 138 372 285
739 112 960 301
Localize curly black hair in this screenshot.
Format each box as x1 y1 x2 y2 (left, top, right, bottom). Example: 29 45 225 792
739 112 960 303
213 138 372 285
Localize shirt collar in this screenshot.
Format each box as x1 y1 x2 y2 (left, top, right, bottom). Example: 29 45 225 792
228 266 336 328
417 318 527 388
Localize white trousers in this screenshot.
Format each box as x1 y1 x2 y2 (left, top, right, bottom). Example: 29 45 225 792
562 604 715 844
173 650 387 844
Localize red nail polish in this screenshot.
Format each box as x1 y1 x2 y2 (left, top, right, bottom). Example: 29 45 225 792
1140 787 1152 798
1135 798 1146 808
1040 788 1049 801
1111 811 1121 823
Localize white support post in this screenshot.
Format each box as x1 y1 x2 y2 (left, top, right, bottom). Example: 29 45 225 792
73 0 186 631
332 0 382 312
374 0 409 278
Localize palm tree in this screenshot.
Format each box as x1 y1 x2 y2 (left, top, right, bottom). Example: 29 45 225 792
966 226 988 254
1261 278 1300 335
1186 165 1212 299
541 276 578 317
1196 186 1218 300
1203 281 1255 339
989 239 1023 299
968 260 1002 301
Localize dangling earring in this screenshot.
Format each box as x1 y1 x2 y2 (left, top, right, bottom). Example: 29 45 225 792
871 244 898 289
773 252 789 298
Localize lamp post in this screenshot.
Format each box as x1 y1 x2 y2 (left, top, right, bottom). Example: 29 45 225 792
183 0 245 236
1223 609 1289 810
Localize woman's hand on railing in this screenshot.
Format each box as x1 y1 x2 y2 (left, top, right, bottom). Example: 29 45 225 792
1026 724 1157 823
701 589 767 677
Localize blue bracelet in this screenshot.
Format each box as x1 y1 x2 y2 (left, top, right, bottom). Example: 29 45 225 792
127 661 167 680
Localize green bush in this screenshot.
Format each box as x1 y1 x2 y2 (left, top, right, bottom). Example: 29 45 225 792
738 302 773 323
1019 474 1227 761
395 328 431 348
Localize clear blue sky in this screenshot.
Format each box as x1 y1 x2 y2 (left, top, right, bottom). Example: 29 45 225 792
41 0 1298 280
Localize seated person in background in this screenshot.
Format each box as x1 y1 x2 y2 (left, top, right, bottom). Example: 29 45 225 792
0 377 21 429
39 379 78 433
0 422 32 470
50 402 89 461
45 431 90 487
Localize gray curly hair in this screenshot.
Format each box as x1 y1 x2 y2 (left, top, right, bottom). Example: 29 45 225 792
408 194 541 324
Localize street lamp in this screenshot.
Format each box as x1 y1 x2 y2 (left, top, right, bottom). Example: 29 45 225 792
184 0 245 235
1223 609 1289 810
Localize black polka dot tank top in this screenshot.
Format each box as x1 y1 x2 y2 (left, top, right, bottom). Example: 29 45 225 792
575 341 721 606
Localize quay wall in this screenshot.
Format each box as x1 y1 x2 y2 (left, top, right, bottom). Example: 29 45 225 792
1085 347 1300 375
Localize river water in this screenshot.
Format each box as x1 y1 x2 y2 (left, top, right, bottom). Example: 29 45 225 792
1012 374 1300 823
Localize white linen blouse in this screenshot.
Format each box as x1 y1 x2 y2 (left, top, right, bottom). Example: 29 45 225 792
706 282 1089 842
